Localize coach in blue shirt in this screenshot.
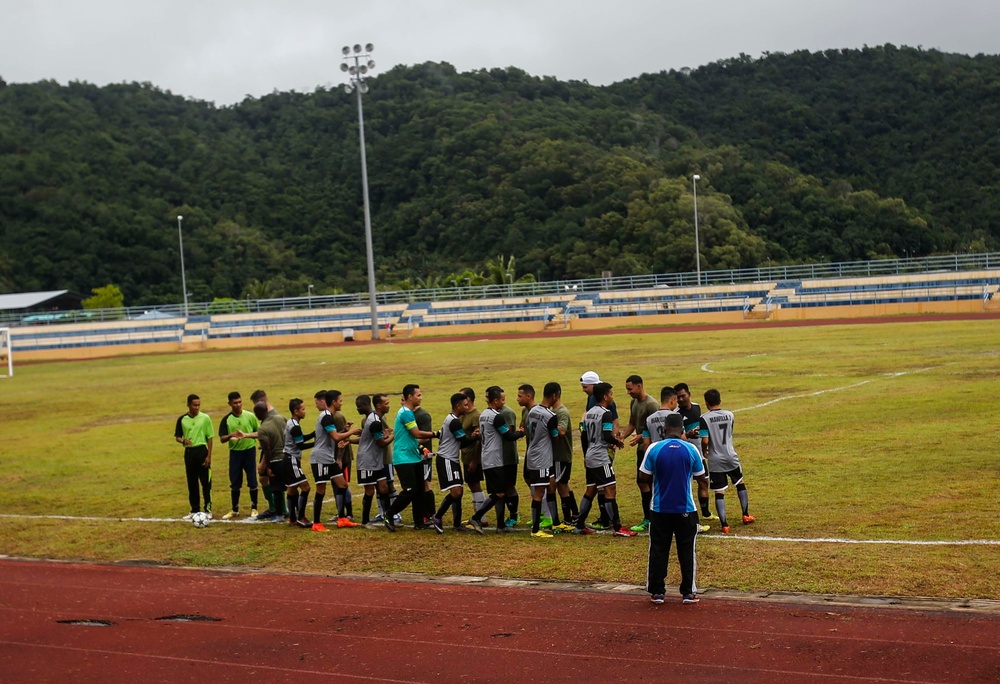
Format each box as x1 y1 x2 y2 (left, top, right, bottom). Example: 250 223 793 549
638 412 708 605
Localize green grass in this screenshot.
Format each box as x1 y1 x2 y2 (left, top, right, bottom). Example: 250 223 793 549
2 319 998 598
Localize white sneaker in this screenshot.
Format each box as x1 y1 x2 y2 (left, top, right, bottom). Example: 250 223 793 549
222 510 237 520
249 509 259 519
182 512 195 521
205 511 213 520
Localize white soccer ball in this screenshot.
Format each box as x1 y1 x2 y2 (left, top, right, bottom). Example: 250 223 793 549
191 512 210 528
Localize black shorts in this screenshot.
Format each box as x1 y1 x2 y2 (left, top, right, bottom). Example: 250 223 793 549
424 459 433 482
585 463 616 488
270 458 307 488
484 466 507 495
357 465 389 486
436 457 463 491
710 466 744 492
462 461 484 484
503 463 518 489
312 461 344 484
553 461 572 485
394 461 424 492
523 466 553 488
385 463 395 482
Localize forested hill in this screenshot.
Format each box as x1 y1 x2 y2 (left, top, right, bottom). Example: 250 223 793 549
0 44 995 305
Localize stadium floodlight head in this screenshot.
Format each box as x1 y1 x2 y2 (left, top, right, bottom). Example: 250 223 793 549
365 43 374 52
342 46 351 56
349 65 357 75
343 83 353 94
359 65 368 75
353 44 362 53
340 62 349 72
367 60 375 69
359 82 369 93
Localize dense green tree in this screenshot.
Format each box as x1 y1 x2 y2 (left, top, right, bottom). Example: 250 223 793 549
1 47 991 305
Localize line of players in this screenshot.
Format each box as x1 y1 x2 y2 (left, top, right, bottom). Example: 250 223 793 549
174 374 753 536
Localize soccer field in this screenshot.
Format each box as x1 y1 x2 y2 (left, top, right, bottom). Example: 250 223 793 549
2 319 998 598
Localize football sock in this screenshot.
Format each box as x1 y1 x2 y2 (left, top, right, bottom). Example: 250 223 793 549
561 495 574 521
250 487 259 510
344 487 354 518
262 484 275 512
715 494 727 526
297 492 308 521
436 493 454 521
576 494 594 529
596 491 610 525
287 492 299 523
547 498 561 526
604 500 620 530
472 494 498 521
531 499 542 533
641 490 652 521
568 492 579 517
736 484 749 516
472 490 487 523
699 495 710 517
313 492 324 523
424 490 436 520
506 493 519 521
335 488 346 518
451 497 463 527
378 493 392 520
273 491 286 519
362 493 373 524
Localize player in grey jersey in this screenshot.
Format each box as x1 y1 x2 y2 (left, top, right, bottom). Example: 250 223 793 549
281 399 314 528
519 383 564 538
642 386 680 447
699 388 754 533
468 386 525 534
576 383 636 537
354 394 395 528
431 393 480 532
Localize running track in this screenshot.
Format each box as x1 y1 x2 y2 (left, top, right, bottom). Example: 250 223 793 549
1 559 997 683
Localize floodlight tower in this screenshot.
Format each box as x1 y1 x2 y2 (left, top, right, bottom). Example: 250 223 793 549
692 174 702 287
341 43 380 340
177 215 189 317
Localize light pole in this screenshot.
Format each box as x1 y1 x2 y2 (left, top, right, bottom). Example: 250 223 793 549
177 215 189 317
341 43 380 340
307 284 314 308
692 174 701 287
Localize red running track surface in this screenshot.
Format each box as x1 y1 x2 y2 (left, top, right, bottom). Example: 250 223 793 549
0 559 998 683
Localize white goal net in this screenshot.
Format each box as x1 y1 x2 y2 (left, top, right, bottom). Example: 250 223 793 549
0 328 11 378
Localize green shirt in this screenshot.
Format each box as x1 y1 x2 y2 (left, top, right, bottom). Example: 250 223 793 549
257 413 286 463
220 410 259 452
332 410 354 467
393 406 421 465
553 405 573 463
175 412 214 447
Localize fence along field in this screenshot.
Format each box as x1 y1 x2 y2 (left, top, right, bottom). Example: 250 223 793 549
0 318 997 598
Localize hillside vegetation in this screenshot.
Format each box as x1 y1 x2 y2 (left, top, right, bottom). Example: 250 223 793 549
0 45 995 305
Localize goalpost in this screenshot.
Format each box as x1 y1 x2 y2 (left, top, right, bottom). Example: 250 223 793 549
0 328 11 378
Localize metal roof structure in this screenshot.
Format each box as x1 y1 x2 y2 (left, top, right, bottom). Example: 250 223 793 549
0 290 77 312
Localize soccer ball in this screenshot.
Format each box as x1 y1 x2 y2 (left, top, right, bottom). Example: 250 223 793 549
191 512 210 528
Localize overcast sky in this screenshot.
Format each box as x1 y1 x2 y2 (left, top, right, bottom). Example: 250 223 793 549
3 0 999 106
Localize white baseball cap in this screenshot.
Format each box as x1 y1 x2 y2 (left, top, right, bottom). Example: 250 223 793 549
580 371 601 385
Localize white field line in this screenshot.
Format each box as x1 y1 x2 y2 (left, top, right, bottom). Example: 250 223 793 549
2 513 997 546
732 368 934 413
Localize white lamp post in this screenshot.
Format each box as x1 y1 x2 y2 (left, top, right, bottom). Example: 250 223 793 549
342 43 380 340
307 284 314 309
177 215 189 317
692 174 701 287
